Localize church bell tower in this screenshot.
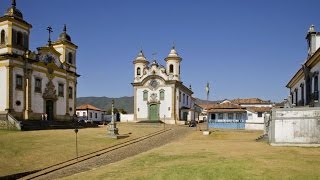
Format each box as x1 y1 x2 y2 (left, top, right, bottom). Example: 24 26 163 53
52 24 78 72
133 50 149 83
165 46 182 81
0 0 32 56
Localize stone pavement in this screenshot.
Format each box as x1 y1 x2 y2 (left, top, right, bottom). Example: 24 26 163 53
22 125 193 180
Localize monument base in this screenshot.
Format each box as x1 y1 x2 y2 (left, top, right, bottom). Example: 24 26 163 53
203 130 210 135
107 123 119 139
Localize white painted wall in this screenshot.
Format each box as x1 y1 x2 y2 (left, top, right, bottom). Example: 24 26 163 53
0 66 7 111
76 109 103 121
290 77 305 105
136 87 149 119
269 108 320 146
245 110 265 130
53 77 67 115
136 78 173 120
12 67 24 112
31 71 45 113
120 114 134 122
159 86 172 119
76 110 87 117
316 35 320 52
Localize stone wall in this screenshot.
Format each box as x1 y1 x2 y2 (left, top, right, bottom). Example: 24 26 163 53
0 119 17 130
269 107 320 146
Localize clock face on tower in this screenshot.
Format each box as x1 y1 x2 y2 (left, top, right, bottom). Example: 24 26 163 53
149 79 158 90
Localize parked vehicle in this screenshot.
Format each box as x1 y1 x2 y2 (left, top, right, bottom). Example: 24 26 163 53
188 120 197 127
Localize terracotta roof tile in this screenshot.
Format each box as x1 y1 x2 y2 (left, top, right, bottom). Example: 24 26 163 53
246 107 272 113
76 104 102 111
231 98 270 104
208 109 246 113
199 102 244 110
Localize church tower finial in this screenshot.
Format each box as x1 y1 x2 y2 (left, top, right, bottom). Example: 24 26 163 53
46 26 53 46
63 24 67 32
12 0 16 7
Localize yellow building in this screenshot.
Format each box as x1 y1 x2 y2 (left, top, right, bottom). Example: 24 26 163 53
0 0 79 122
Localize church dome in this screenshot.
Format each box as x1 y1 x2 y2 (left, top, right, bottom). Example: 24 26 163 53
135 50 147 61
5 0 23 19
167 46 180 58
151 60 158 66
59 24 72 42
308 25 316 33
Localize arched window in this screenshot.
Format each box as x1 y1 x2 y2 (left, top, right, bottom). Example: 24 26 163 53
17 32 23 46
169 64 174 73
143 90 148 101
0 30 5 45
160 90 165 100
314 75 318 92
68 52 73 64
137 67 141 76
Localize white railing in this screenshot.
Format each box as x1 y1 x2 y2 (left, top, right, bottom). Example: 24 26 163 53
7 113 22 130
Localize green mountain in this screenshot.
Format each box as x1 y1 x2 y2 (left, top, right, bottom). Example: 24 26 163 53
77 96 134 113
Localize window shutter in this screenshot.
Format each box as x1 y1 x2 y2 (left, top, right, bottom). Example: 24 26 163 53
23 33 28 49
12 29 16 45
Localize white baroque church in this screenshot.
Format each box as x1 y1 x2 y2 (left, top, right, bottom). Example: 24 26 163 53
132 47 200 124
0 0 78 121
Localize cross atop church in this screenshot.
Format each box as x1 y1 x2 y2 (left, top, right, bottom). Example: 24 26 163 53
46 26 53 46
11 0 16 7
152 52 157 60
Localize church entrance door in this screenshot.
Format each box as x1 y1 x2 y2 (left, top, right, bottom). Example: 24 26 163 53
183 112 188 121
46 100 54 121
149 104 159 121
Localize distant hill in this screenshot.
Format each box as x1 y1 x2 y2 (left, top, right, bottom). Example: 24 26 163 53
194 98 221 105
76 96 220 114
77 96 134 113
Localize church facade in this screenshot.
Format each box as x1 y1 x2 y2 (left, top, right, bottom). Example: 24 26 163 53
132 47 200 124
0 0 79 121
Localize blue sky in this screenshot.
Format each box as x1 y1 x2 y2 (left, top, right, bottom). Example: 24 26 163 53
1 0 320 102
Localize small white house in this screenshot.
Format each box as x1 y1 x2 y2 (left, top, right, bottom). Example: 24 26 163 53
246 107 272 130
76 104 104 123
200 98 272 130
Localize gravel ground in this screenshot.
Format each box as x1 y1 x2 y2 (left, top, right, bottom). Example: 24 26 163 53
31 125 193 180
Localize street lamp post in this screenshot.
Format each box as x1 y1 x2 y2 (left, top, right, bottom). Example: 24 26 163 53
74 128 79 161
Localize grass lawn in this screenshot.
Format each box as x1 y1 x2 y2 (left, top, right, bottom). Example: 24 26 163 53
0 123 163 177
63 129 320 180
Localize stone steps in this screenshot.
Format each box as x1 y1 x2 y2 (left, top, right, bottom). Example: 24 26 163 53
20 120 98 131
255 134 268 141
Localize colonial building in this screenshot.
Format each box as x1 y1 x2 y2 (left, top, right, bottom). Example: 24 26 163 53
0 0 79 122
76 104 104 123
202 98 272 130
132 47 200 124
287 25 320 107
268 24 320 146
